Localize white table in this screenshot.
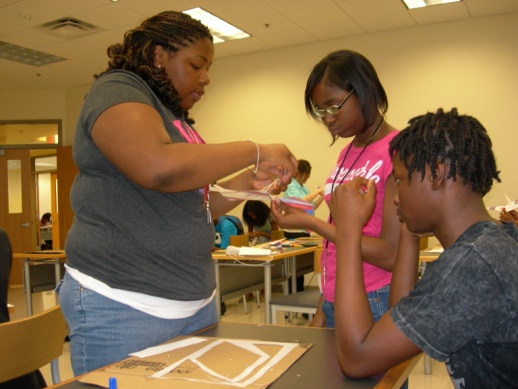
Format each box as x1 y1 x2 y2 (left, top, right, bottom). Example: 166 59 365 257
212 245 318 323
13 251 66 316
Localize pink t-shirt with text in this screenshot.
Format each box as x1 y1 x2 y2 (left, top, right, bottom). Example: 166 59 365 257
321 130 398 302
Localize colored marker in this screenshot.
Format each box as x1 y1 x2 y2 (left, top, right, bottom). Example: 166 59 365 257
109 377 117 389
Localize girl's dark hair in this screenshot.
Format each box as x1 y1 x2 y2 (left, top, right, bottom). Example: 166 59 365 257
304 50 388 144
242 201 271 228
297 159 312 175
389 108 501 196
96 11 212 123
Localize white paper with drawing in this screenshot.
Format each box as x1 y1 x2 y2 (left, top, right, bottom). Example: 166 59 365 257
80 336 312 389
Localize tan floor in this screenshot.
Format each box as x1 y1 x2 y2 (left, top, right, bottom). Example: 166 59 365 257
7 286 453 388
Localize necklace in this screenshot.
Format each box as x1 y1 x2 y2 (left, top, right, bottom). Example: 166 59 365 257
173 120 212 224
330 116 385 193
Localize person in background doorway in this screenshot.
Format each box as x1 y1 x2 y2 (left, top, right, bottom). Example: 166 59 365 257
329 108 518 386
40 212 52 226
39 212 52 250
57 11 297 376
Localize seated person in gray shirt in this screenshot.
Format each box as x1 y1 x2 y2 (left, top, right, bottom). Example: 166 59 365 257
327 108 518 388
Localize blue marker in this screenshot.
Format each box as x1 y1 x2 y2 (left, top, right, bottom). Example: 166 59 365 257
109 377 117 389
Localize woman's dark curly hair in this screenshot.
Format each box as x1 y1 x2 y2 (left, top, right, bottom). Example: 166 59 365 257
96 11 212 123
389 108 501 196
304 50 388 145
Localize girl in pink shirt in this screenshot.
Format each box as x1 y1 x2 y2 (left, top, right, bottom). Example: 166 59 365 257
272 50 401 327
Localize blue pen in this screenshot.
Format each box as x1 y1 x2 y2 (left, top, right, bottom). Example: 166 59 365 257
109 377 117 389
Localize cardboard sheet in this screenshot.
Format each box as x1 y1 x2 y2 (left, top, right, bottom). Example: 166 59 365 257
80 336 312 388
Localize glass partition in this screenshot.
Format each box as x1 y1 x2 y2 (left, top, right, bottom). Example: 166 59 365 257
0 120 61 148
7 159 22 213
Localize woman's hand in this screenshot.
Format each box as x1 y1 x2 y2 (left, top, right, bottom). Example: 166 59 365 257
256 144 298 186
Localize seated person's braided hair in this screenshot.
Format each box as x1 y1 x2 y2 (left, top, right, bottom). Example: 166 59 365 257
389 107 501 196
95 11 212 124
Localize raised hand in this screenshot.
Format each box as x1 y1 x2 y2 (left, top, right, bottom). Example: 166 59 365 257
329 177 377 230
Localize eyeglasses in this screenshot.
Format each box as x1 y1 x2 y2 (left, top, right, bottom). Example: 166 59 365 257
312 88 355 118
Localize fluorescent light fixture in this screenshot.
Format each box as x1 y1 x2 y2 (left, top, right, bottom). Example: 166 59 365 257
0 41 65 67
402 0 462 9
183 7 250 44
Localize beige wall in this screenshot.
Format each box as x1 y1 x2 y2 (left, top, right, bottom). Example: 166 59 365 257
0 12 516 224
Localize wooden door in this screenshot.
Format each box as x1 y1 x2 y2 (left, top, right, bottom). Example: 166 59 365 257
0 149 34 285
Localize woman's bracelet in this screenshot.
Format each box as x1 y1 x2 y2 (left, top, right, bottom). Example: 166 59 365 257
247 139 260 179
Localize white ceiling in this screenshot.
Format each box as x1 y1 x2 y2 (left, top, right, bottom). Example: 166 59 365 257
0 0 517 91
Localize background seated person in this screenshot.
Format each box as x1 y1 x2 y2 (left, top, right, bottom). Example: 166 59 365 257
243 200 278 245
214 215 244 250
40 212 52 250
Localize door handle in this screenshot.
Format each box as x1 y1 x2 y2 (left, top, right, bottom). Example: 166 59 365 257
20 222 30 228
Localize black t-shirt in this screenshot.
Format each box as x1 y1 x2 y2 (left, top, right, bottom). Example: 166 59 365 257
391 221 518 388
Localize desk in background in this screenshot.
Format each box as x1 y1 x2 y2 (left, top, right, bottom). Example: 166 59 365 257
12 251 66 316
419 247 442 263
212 245 318 323
48 322 421 389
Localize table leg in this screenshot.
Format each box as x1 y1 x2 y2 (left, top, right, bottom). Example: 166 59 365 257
214 262 221 321
289 256 297 294
264 264 272 324
23 258 33 316
54 258 61 285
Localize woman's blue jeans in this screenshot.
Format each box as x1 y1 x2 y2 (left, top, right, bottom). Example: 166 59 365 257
321 284 390 328
56 272 218 376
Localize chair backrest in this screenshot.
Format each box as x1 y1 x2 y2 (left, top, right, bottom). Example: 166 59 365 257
229 234 250 247
270 229 285 241
0 305 67 383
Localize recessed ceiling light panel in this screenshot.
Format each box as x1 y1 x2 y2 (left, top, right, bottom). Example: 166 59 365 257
402 0 462 9
183 8 250 43
0 41 65 67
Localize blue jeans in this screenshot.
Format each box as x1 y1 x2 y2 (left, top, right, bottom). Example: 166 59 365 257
56 272 218 376
321 284 390 328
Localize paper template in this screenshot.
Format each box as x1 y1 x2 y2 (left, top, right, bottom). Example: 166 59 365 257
80 336 312 389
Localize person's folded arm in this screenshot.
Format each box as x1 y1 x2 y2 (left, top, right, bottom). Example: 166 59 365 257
330 178 421 378
389 224 421 307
